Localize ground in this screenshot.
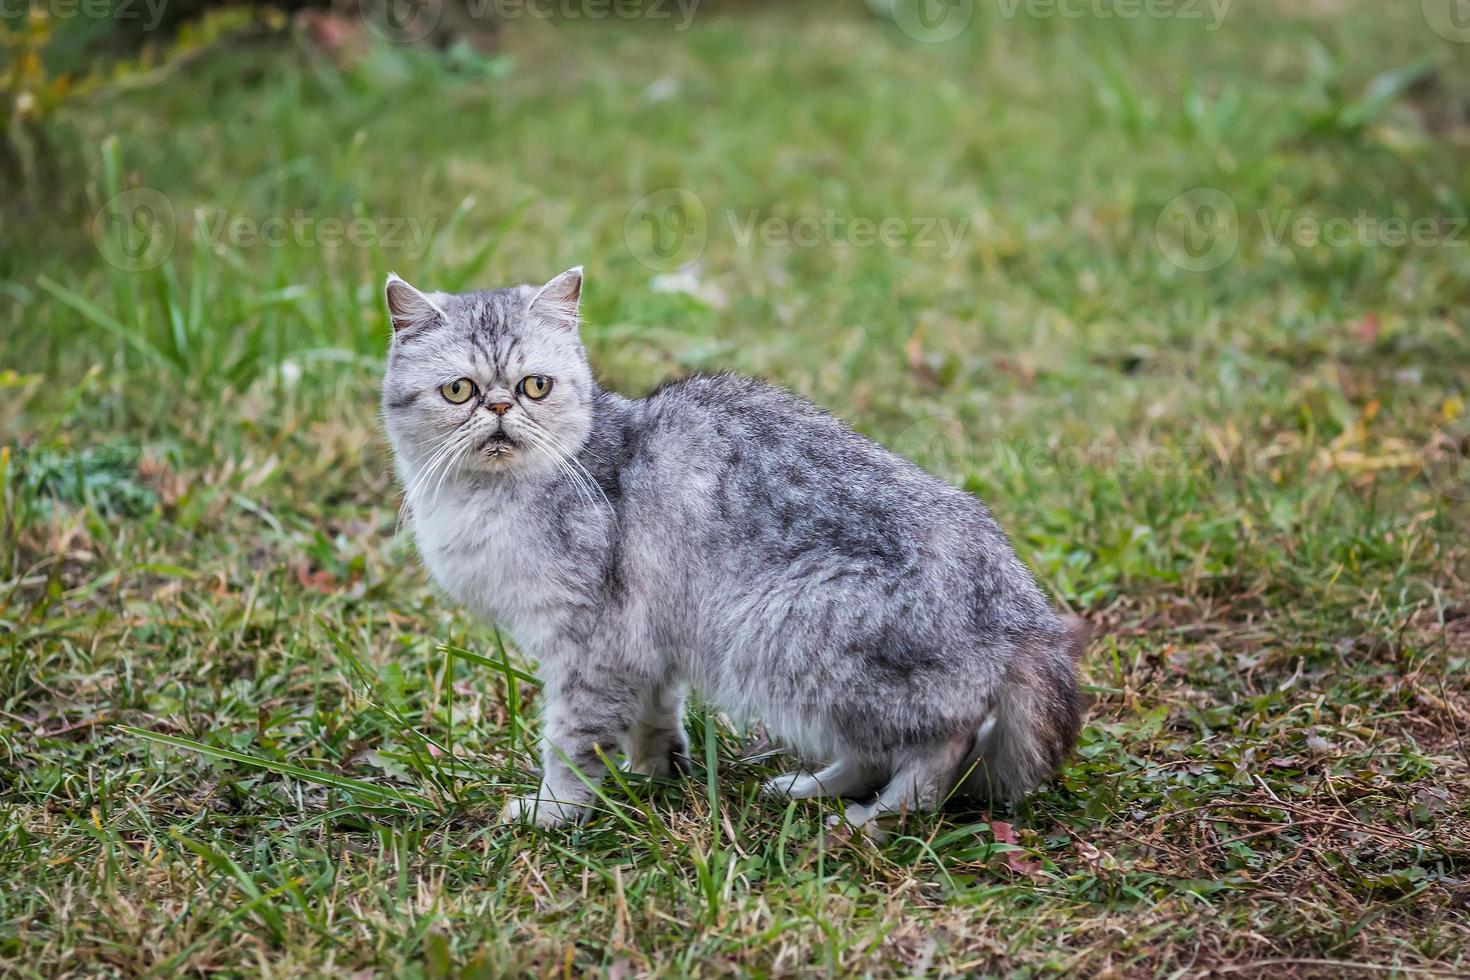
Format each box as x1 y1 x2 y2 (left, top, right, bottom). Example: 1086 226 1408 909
2 0 1469 975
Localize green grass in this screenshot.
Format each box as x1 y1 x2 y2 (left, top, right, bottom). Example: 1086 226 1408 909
3 0 1469 974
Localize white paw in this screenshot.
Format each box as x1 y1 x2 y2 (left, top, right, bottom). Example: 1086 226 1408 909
764 771 820 799
501 793 587 829
828 801 879 827
825 808 887 843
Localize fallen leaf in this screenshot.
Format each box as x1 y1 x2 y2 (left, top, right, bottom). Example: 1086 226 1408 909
295 564 338 594
991 820 1043 877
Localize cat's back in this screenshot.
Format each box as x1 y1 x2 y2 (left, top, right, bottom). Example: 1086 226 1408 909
620 371 1056 660
634 371 949 494
626 372 1002 560
635 371 884 453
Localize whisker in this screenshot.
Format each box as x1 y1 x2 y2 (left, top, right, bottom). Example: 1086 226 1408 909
395 433 465 536
424 427 481 512
518 426 597 507
400 424 477 528
531 424 611 511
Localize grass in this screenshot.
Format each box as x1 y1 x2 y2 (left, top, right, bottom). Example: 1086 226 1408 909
3 0 1469 974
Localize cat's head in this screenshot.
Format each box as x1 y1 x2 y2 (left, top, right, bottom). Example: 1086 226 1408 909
380 268 595 488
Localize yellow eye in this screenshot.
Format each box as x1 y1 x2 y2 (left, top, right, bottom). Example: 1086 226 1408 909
520 375 553 400
440 378 476 404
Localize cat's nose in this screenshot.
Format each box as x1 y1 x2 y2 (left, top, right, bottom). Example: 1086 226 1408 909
486 401 512 416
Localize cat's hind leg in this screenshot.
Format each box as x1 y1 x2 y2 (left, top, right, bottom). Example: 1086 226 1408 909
833 732 973 826
764 757 885 800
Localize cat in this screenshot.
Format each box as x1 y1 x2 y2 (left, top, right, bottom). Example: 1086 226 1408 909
380 267 1086 828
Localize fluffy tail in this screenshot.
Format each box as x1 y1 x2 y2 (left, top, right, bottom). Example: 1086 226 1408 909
960 616 1089 804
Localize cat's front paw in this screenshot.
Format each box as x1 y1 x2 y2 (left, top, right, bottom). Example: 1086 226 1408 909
501 793 587 828
763 771 818 799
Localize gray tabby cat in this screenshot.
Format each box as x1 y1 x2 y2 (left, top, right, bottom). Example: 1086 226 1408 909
381 267 1085 828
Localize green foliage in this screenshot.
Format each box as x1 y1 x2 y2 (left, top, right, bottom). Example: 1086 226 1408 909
1 0 1468 974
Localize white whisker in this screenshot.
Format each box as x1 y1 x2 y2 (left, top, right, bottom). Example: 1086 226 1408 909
399 424 478 531
518 426 599 508
519 424 608 510
395 433 464 536
535 426 612 511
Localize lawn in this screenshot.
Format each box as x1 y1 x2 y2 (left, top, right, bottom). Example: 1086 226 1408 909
3 0 1469 974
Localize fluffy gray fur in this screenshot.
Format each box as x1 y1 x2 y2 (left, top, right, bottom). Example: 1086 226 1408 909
380 267 1085 828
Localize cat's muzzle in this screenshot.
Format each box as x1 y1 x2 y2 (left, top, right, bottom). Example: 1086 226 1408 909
478 432 517 459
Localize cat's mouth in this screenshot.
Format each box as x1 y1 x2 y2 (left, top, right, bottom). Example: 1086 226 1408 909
478 433 518 459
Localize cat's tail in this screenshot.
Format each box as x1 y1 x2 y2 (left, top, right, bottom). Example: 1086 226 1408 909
959 616 1089 804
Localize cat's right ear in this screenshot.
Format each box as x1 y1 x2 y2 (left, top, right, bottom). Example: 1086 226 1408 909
384 273 446 340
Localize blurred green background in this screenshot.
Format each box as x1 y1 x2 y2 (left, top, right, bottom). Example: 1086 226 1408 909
2 1 1468 975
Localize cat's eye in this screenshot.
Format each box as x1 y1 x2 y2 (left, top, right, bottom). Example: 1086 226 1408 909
519 375 553 400
440 378 477 404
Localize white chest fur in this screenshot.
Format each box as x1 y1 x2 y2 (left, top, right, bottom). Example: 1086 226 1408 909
410 487 572 657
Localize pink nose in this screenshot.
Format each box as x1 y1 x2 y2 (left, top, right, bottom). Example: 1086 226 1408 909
487 401 512 416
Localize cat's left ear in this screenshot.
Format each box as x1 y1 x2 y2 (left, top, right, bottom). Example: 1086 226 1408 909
528 266 583 332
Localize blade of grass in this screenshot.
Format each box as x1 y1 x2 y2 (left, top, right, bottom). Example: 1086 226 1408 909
36 275 176 374
118 726 434 809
